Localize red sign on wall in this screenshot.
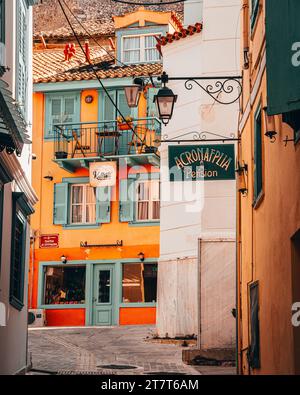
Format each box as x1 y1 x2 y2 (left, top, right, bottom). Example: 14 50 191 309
39 235 59 249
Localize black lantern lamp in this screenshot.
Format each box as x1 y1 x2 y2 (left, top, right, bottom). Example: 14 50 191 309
263 107 277 142
124 78 144 108
154 86 178 126
138 252 145 262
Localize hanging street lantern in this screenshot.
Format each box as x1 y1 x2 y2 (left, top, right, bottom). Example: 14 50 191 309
123 78 145 108
124 85 142 108
154 86 178 126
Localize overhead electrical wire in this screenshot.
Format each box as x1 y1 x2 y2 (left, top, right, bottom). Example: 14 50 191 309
57 0 159 153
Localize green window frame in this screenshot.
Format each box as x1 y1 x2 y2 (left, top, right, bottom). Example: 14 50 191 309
253 105 263 206
0 0 5 44
53 177 112 228
119 172 160 225
251 0 260 31
45 92 81 139
10 193 34 311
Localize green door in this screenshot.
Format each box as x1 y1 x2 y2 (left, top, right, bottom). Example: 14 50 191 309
92 265 114 326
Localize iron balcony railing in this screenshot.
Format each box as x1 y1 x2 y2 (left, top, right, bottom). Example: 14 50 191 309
53 118 161 160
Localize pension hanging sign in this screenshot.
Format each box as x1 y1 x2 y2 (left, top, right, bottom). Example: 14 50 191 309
169 144 236 182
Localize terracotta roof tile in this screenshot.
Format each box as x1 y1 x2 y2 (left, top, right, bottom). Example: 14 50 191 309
33 47 162 84
156 22 203 55
34 0 183 40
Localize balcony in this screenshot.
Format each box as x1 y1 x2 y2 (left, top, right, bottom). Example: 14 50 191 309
53 117 161 173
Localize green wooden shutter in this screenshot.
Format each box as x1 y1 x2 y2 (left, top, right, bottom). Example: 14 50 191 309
147 88 159 118
266 0 300 115
119 178 135 222
16 0 28 115
53 183 68 225
96 186 111 224
254 107 263 202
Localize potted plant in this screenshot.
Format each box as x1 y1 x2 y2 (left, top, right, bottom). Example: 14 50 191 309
55 151 68 159
117 116 133 131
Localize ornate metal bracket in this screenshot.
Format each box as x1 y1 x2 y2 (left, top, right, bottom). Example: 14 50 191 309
158 72 242 105
158 130 240 144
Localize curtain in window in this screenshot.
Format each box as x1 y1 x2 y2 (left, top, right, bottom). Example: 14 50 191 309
71 186 83 223
123 37 140 63
137 182 150 221
85 186 96 224
145 36 160 62
151 181 160 220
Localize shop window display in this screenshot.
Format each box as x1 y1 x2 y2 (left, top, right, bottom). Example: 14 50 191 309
122 263 157 304
44 266 86 305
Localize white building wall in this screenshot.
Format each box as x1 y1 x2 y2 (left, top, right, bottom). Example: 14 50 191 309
0 0 36 375
157 0 240 344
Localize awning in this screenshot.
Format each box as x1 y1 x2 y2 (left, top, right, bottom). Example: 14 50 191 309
266 0 300 115
0 79 31 156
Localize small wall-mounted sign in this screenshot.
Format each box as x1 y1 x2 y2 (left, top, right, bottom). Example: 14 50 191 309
90 162 117 187
40 234 59 249
169 144 236 182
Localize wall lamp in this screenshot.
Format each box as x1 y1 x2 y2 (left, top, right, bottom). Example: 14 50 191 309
263 107 277 142
236 162 248 196
61 255 68 264
138 252 145 262
44 175 53 181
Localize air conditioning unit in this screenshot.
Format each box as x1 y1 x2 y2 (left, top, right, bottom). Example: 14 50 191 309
28 309 46 328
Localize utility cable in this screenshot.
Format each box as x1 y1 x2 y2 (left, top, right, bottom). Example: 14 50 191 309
57 0 159 153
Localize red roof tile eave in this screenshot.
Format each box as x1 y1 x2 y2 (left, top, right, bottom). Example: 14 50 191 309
33 63 163 84
156 22 203 53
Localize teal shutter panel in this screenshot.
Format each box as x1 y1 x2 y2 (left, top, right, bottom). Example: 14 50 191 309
119 179 134 222
254 107 263 201
53 183 68 225
96 186 111 224
147 88 159 118
16 0 28 116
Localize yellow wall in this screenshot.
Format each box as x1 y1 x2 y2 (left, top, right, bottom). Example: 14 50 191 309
30 89 159 311
238 1 300 375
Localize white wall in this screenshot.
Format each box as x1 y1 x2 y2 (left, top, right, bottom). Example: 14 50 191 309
157 0 240 340
0 184 30 375
0 0 36 375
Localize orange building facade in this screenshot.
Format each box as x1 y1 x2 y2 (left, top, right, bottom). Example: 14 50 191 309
29 8 180 327
238 0 300 374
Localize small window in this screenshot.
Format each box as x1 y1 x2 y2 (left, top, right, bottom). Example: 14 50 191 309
122 263 157 304
123 36 140 63
251 0 260 30
145 35 160 62
45 93 80 139
253 106 263 204
70 184 96 225
136 180 160 221
122 34 161 64
44 266 86 306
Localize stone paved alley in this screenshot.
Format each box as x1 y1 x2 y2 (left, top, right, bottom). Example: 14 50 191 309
28 326 235 376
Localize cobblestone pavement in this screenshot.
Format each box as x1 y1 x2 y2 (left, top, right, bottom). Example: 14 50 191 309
28 326 201 375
